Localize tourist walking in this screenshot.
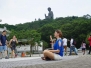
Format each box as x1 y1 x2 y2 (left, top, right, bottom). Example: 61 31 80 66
0 30 9 59
9 35 18 58
88 35 91 54
41 29 64 60
69 38 78 55
63 37 67 55
81 41 86 55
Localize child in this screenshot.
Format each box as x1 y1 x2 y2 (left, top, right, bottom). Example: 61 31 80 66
81 41 86 55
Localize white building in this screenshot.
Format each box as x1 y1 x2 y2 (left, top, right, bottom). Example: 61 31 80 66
16 45 43 52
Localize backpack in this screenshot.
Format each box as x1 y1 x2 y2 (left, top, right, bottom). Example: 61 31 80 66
72 40 76 45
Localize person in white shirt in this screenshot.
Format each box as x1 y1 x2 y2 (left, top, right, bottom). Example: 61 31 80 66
69 38 78 55
63 38 67 55
70 38 74 46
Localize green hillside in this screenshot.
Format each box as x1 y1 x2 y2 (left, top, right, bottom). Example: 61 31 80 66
0 16 91 48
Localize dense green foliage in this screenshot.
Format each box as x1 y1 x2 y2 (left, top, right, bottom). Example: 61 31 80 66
0 16 91 48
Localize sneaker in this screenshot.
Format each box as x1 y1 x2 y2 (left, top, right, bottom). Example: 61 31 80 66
5 56 9 59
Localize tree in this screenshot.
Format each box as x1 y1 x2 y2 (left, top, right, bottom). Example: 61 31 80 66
39 24 55 48
2 15 91 49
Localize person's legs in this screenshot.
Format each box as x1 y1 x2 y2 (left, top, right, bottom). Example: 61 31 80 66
69 46 72 55
4 50 8 57
10 47 12 57
73 47 78 55
82 49 84 55
15 47 17 57
54 53 63 60
12 50 15 58
90 46 91 54
3 46 9 59
11 50 13 58
88 46 91 54
0 52 3 59
83 50 85 55
65 46 67 55
11 46 15 58
43 50 54 60
3 46 7 57
0 46 3 59
64 46 67 55
82 48 85 55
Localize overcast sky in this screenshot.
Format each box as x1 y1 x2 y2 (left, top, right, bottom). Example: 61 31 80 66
0 0 91 25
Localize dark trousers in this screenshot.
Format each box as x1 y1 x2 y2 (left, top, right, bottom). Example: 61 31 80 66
88 46 91 54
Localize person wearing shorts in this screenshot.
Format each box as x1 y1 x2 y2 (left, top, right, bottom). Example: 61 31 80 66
81 41 86 55
41 29 64 60
0 30 8 59
0 45 3 59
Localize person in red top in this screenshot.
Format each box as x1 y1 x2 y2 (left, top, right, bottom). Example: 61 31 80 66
88 35 91 54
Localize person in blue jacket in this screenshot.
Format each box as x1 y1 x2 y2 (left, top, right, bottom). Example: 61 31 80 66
42 29 64 60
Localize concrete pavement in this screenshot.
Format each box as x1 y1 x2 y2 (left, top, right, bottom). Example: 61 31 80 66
0 53 91 68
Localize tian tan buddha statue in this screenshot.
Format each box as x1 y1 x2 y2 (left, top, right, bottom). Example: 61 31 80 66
45 7 54 19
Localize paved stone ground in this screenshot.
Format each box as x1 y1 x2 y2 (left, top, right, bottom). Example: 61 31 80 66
0 55 79 68
61 55 91 68
0 53 91 68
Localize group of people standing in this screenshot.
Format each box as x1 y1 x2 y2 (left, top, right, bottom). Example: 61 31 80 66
42 30 91 61
62 36 91 56
63 37 91 56
63 37 78 55
0 30 18 59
